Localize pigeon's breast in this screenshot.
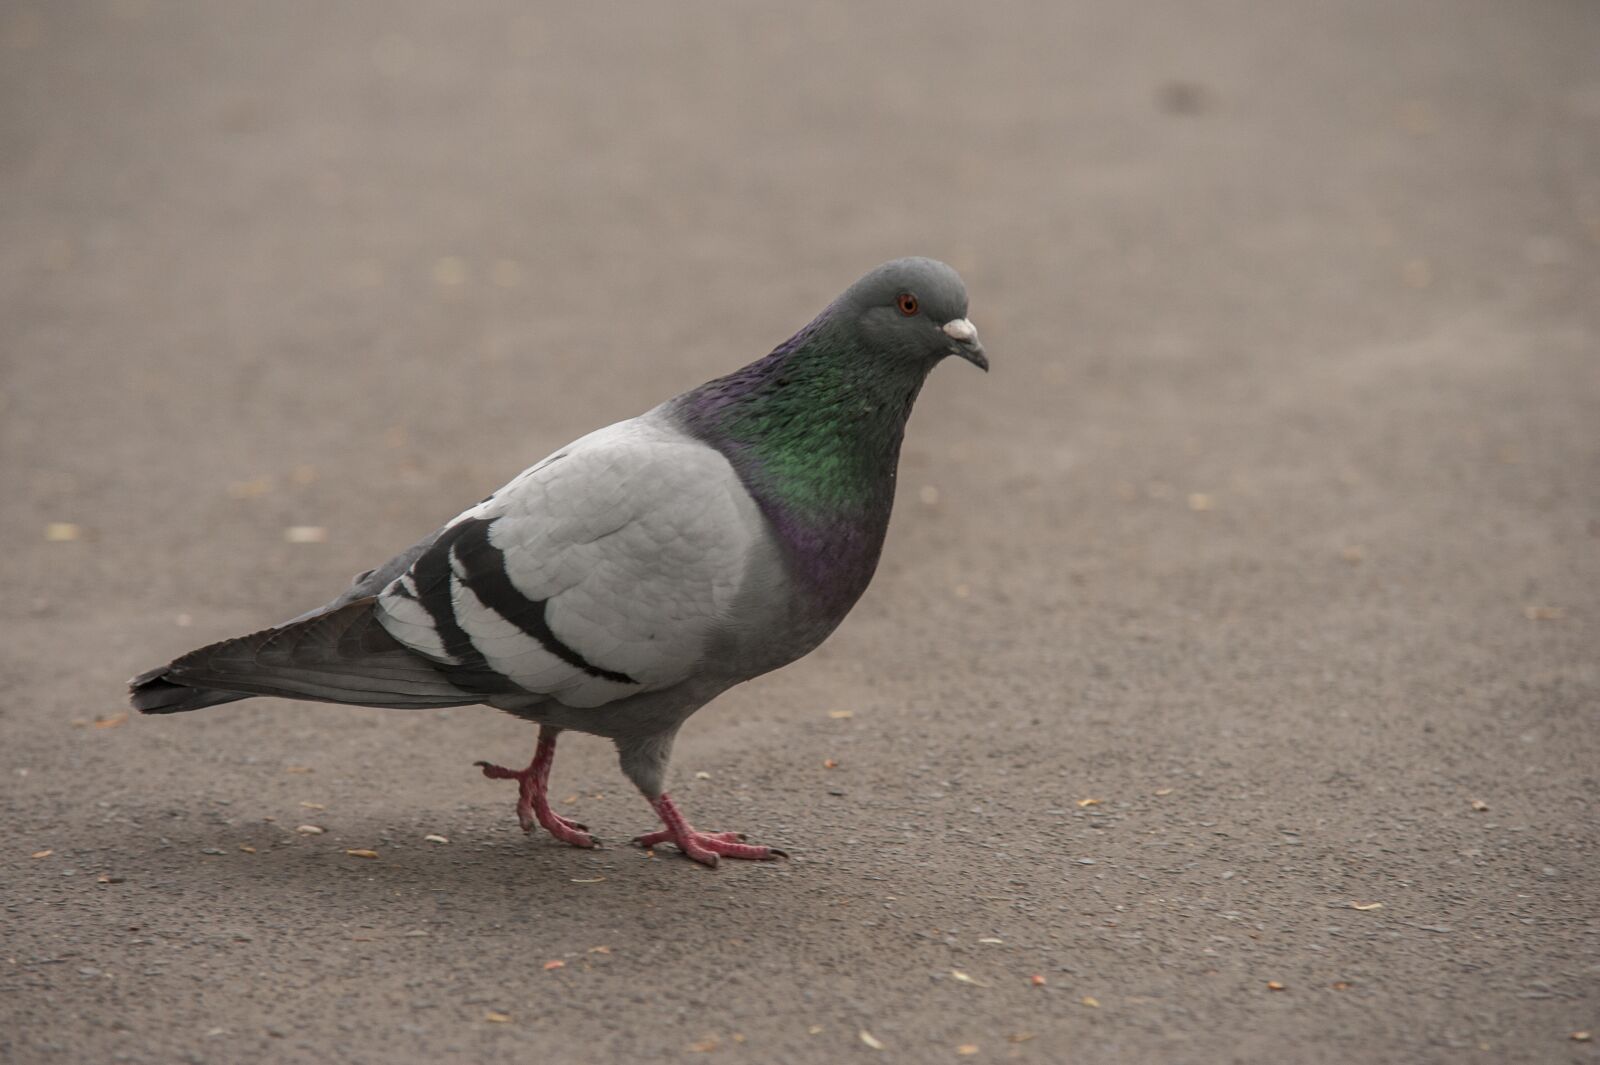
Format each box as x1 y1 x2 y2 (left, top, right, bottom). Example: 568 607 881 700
711 497 891 679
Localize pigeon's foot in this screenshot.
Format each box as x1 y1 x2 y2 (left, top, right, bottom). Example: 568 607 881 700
633 792 786 868
476 728 596 849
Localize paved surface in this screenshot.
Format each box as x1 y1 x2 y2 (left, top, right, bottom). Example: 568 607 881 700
3 2 1597 1063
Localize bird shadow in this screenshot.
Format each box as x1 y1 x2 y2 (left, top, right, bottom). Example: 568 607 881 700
87 808 805 931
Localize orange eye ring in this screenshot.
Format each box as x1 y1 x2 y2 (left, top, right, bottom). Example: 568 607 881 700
896 293 919 316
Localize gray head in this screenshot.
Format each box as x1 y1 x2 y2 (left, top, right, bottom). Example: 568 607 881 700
835 258 987 372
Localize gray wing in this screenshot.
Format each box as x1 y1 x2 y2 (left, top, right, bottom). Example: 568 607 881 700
376 415 772 709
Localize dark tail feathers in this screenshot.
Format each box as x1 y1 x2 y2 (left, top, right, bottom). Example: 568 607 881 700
129 669 252 714
129 598 480 713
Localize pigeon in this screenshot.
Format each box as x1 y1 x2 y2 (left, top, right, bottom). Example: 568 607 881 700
130 257 986 866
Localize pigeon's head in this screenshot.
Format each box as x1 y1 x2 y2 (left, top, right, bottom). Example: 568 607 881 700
840 258 987 373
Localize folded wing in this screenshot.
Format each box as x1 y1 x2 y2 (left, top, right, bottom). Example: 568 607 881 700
376 416 768 709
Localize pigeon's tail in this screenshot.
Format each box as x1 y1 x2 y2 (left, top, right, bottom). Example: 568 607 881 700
129 674 252 714
129 598 483 713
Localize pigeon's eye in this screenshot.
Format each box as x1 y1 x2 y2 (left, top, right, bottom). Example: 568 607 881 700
896 293 920 316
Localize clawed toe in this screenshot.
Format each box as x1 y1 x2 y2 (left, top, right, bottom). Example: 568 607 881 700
543 817 598 849
633 828 673 848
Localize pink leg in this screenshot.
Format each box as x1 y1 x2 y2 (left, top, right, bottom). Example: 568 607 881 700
633 792 786 867
476 727 596 848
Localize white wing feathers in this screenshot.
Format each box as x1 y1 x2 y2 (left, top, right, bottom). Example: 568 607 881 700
375 417 767 708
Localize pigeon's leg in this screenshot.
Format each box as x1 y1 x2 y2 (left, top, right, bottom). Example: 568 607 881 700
616 728 784 867
633 793 786 867
614 722 784 863
475 726 596 848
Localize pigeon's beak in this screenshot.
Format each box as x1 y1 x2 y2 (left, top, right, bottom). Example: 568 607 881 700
942 318 988 372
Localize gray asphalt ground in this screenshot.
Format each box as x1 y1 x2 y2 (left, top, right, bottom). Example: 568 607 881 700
3 2 1597 1063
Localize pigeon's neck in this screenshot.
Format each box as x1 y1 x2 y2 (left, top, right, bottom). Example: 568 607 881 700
671 316 928 613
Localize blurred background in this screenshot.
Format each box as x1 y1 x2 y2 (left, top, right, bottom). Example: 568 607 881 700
2 3 1596 1063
